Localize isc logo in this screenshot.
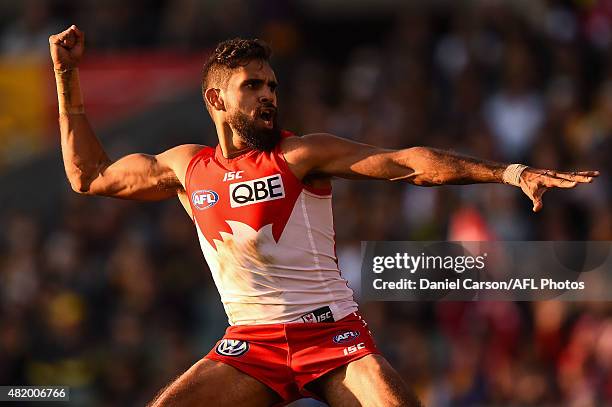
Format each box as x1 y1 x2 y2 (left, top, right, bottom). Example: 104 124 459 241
343 342 365 355
191 189 219 210
223 171 244 182
302 311 332 323
229 174 285 208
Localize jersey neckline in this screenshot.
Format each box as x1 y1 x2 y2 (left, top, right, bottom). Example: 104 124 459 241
214 144 259 164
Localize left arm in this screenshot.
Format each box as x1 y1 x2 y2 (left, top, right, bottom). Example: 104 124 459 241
282 133 599 212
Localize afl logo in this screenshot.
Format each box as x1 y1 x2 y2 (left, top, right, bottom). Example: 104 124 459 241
215 339 249 357
191 189 219 210
333 330 360 344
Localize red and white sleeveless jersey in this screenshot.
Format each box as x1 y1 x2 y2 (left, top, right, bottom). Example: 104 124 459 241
185 132 357 325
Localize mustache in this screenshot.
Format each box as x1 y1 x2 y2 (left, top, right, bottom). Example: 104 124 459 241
257 102 276 110
255 104 277 116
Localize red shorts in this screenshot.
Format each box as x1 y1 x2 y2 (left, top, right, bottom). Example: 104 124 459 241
205 311 379 405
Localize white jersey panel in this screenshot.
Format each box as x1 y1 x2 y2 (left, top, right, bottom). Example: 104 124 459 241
195 189 357 325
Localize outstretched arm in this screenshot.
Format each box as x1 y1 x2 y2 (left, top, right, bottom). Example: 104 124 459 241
49 25 199 200
283 133 599 212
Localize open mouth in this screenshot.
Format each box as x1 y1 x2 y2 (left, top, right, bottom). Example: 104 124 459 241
256 107 276 125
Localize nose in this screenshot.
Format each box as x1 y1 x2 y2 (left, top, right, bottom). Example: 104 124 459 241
259 89 276 105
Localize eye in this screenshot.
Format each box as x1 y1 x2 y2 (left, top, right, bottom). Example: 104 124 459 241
244 81 261 90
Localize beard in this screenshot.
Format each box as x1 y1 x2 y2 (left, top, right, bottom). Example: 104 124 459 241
228 107 281 152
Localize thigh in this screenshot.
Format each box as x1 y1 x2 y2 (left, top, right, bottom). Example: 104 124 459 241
307 354 422 407
148 358 282 407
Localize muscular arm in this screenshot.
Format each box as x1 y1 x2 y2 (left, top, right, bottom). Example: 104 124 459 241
51 25 200 201
60 116 194 200
284 133 504 185
58 88 201 200
283 133 598 212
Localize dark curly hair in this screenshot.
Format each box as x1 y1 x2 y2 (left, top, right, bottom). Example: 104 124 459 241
202 38 272 112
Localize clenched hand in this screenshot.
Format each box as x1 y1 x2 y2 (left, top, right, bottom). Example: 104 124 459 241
49 25 84 70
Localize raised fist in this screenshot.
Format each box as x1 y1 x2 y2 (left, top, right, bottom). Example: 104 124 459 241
49 25 84 70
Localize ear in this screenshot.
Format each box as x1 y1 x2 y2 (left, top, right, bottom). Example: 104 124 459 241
204 88 225 111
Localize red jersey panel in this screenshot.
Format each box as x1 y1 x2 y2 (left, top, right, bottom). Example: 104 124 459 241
185 132 357 325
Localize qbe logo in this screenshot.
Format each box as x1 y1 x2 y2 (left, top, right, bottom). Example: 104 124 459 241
333 330 360 344
191 189 219 210
229 174 285 208
215 339 249 357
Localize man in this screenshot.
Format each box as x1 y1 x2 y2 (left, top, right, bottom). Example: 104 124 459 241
49 25 597 406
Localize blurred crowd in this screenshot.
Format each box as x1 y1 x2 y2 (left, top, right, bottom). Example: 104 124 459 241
1 0 611 406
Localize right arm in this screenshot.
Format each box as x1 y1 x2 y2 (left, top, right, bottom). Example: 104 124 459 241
50 25 199 200
283 133 598 212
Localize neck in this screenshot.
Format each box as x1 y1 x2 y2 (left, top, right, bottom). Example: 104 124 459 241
216 121 250 158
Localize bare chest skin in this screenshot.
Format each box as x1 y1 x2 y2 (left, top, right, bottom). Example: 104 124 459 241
173 147 204 220
177 190 193 219
302 174 333 190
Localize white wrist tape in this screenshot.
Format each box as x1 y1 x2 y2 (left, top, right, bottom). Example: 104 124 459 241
502 164 528 186
55 68 85 115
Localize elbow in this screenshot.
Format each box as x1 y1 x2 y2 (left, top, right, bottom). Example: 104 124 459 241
410 177 438 187
411 178 437 187
69 180 92 195
66 162 108 195
395 147 442 186
67 172 96 195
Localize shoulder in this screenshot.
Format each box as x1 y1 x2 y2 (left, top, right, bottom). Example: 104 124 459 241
157 143 209 186
160 143 208 159
281 132 336 157
280 133 340 180
281 132 361 162
157 143 210 166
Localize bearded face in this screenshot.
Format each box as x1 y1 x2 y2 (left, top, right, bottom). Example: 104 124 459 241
209 60 282 152
227 103 281 152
